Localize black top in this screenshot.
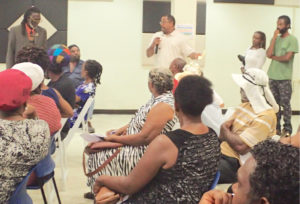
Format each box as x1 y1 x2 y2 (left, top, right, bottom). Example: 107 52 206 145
126 128 220 204
48 73 75 108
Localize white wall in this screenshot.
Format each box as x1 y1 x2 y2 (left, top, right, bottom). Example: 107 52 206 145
68 0 150 110
205 1 300 110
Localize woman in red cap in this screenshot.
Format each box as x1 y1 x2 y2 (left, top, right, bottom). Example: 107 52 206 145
0 69 50 202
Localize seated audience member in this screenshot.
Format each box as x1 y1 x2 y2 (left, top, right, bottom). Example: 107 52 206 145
12 62 61 135
93 75 220 203
169 58 224 136
219 68 278 184
69 60 102 127
85 68 176 198
15 46 73 118
62 44 85 88
169 57 186 93
47 44 76 139
0 69 50 202
199 139 299 204
47 44 76 109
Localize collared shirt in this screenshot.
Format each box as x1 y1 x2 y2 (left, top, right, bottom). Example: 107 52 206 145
25 23 36 40
149 30 194 68
221 102 276 161
62 60 84 88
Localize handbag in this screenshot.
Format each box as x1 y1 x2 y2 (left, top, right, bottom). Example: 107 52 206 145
83 141 123 177
95 186 120 204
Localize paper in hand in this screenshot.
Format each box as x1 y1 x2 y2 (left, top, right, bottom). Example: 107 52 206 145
80 133 106 142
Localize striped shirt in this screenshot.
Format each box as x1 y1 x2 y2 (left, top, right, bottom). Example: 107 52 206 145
27 95 62 135
221 102 276 160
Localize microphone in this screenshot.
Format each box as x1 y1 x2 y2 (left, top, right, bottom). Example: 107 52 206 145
155 44 159 54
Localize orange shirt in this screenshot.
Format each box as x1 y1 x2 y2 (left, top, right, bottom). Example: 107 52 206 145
25 23 36 40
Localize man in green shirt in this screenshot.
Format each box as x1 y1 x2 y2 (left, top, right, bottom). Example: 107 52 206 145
267 15 299 136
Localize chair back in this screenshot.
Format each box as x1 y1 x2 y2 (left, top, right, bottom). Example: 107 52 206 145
9 166 37 204
64 96 95 147
210 171 220 190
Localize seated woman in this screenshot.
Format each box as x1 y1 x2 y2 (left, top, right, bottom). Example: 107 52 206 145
93 75 220 203
16 46 74 118
12 62 62 135
69 60 102 127
0 69 50 202
86 68 176 195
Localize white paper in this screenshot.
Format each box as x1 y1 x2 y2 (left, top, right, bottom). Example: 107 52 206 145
80 133 106 142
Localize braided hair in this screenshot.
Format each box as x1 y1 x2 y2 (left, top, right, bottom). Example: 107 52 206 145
84 60 103 85
21 7 41 36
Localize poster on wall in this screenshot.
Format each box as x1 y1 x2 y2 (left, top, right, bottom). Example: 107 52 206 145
176 24 194 37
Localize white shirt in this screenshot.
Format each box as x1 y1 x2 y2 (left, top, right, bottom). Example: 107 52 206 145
149 30 194 68
244 48 266 69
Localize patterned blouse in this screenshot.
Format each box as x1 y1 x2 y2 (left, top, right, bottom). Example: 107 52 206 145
126 129 220 204
87 91 176 187
0 119 50 202
70 82 96 127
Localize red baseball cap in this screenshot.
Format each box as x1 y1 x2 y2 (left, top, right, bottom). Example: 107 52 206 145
0 69 32 111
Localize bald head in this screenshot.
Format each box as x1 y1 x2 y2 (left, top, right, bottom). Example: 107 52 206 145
169 58 186 76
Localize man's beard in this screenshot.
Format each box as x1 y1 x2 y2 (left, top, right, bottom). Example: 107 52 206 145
279 27 288 35
70 56 80 63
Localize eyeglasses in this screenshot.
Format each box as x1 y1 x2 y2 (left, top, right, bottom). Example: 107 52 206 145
159 20 170 25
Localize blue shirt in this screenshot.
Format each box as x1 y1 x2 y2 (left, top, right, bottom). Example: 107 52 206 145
62 60 85 88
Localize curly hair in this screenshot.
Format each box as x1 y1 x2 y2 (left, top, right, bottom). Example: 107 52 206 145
174 75 213 117
148 68 173 95
84 60 103 85
15 46 50 72
249 139 299 204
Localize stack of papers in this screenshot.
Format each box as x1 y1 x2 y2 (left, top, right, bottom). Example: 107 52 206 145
80 133 106 142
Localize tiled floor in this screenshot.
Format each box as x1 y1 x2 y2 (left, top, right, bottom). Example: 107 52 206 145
28 114 300 203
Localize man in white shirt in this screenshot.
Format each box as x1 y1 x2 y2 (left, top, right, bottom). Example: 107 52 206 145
146 14 200 68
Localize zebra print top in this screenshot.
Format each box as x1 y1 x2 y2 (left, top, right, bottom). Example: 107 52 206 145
127 91 175 135
87 91 176 187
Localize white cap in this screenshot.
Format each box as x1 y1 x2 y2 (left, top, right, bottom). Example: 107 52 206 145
232 68 279 114
12 62 44 91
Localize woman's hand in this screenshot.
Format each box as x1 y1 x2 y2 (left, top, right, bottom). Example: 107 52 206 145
106 127 127 136
104 135 119 142
23 104 37 119
93 177 103 195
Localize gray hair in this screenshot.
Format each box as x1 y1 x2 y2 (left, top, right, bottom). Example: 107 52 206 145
149 68 173 94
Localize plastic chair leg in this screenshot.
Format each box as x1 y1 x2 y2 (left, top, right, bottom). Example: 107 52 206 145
52 177 61 204
40 186 48 204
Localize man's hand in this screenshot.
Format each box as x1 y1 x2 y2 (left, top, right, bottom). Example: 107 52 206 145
152 37 161 48
219 119 234 141
199 190 233 204
273 29 280 39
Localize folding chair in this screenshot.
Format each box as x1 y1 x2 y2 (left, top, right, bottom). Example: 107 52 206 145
8 166 37 204
210 171 221 190
27 153 61 204
56 97 95 188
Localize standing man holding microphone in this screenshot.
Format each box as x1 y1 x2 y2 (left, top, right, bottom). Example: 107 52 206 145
146 14 201 68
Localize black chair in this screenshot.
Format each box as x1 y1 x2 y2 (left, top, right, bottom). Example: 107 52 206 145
27 152 61 204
